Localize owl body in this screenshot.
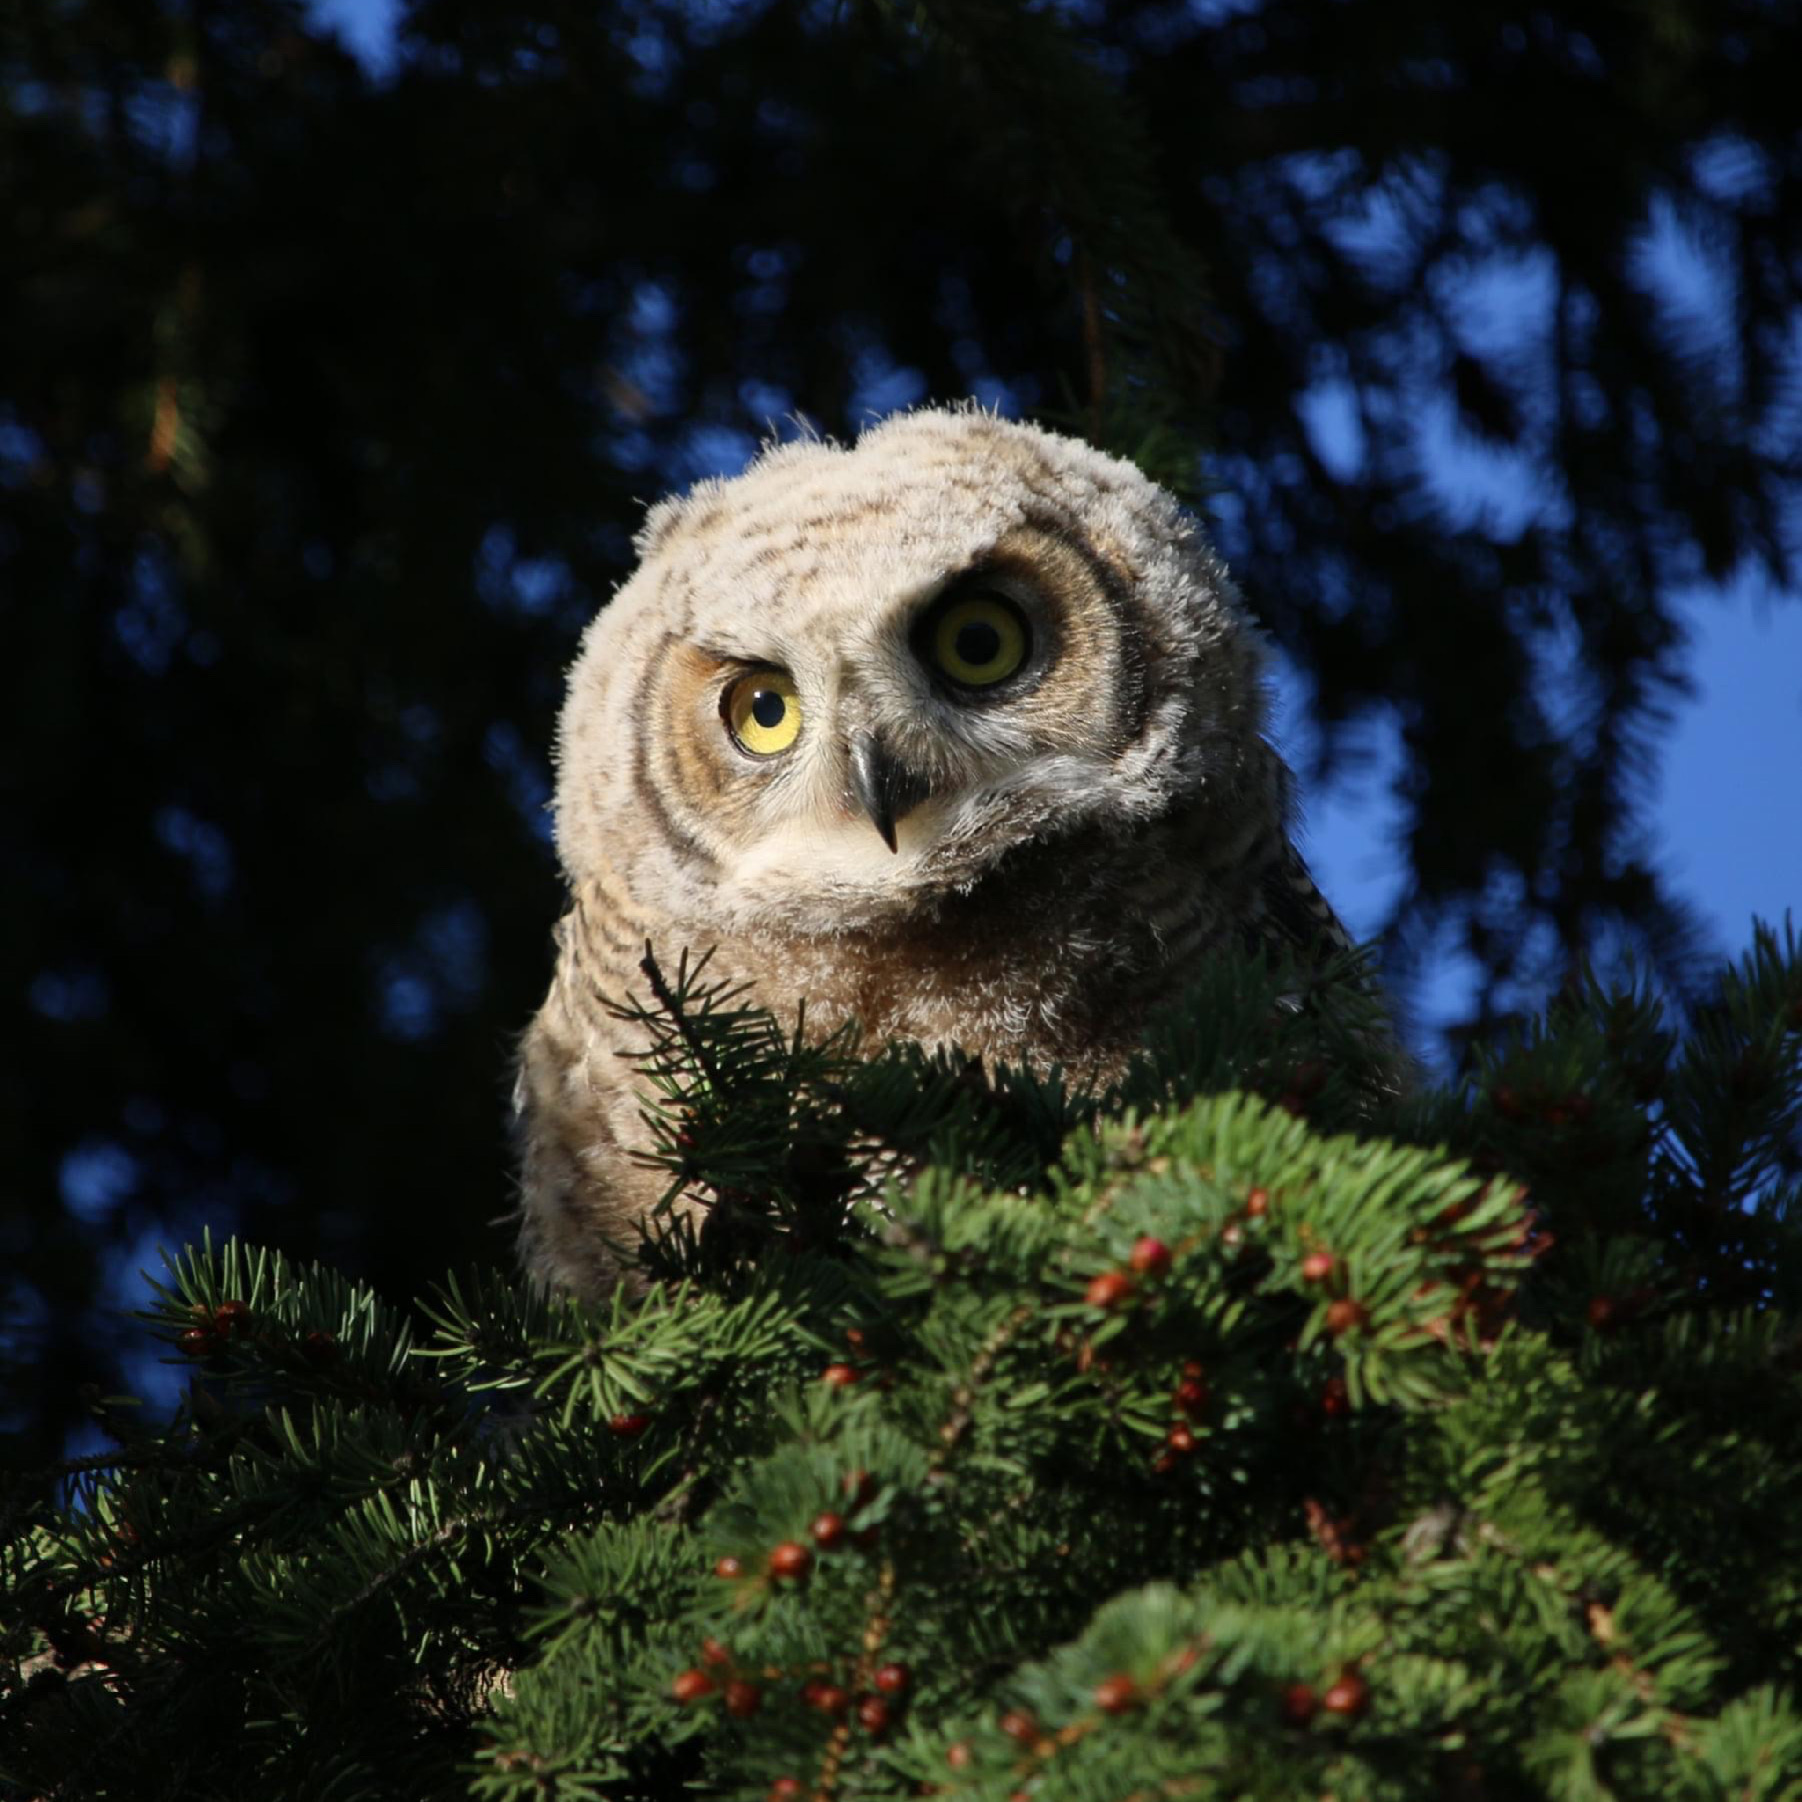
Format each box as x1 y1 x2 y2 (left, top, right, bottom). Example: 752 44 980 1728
517 407 1343 1297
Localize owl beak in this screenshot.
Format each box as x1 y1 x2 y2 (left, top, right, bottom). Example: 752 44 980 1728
848 732 929 854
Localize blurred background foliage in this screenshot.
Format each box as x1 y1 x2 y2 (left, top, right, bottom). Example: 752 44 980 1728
3 0 1798 1466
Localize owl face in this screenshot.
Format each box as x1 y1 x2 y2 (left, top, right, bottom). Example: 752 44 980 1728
554 409 1267 936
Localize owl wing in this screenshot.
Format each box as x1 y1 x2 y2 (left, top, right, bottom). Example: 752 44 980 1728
1246 843 1415 1092
1244 843 1358 970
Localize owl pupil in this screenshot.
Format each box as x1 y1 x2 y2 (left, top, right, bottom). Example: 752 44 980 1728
955 621 1001 667
751 690 786 730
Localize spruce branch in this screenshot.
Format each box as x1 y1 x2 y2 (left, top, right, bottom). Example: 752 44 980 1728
9 938 1802 1798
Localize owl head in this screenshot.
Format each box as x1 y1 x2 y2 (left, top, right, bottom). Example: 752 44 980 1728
553 407 1272 936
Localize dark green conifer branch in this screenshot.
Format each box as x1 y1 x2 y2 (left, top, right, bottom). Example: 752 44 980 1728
4 932 1801 1800
860 0 1221 487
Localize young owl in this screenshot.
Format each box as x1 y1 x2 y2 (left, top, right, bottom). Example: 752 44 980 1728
516 405 1353 1296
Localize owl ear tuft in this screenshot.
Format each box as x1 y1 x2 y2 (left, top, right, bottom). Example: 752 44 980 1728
634 482 720 560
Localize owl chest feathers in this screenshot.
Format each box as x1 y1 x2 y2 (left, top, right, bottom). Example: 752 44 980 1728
549 801 1267 1090
516 799 1283 1297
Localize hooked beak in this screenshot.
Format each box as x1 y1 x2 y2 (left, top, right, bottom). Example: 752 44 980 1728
848 732 930 854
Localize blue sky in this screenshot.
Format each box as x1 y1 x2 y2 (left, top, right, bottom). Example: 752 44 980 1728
1281 580 1802 1045
1652 586 1801 951
310 0 402 69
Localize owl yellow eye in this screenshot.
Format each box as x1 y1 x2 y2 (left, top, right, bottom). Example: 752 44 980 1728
724 670 802 757
928 592 1029 688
